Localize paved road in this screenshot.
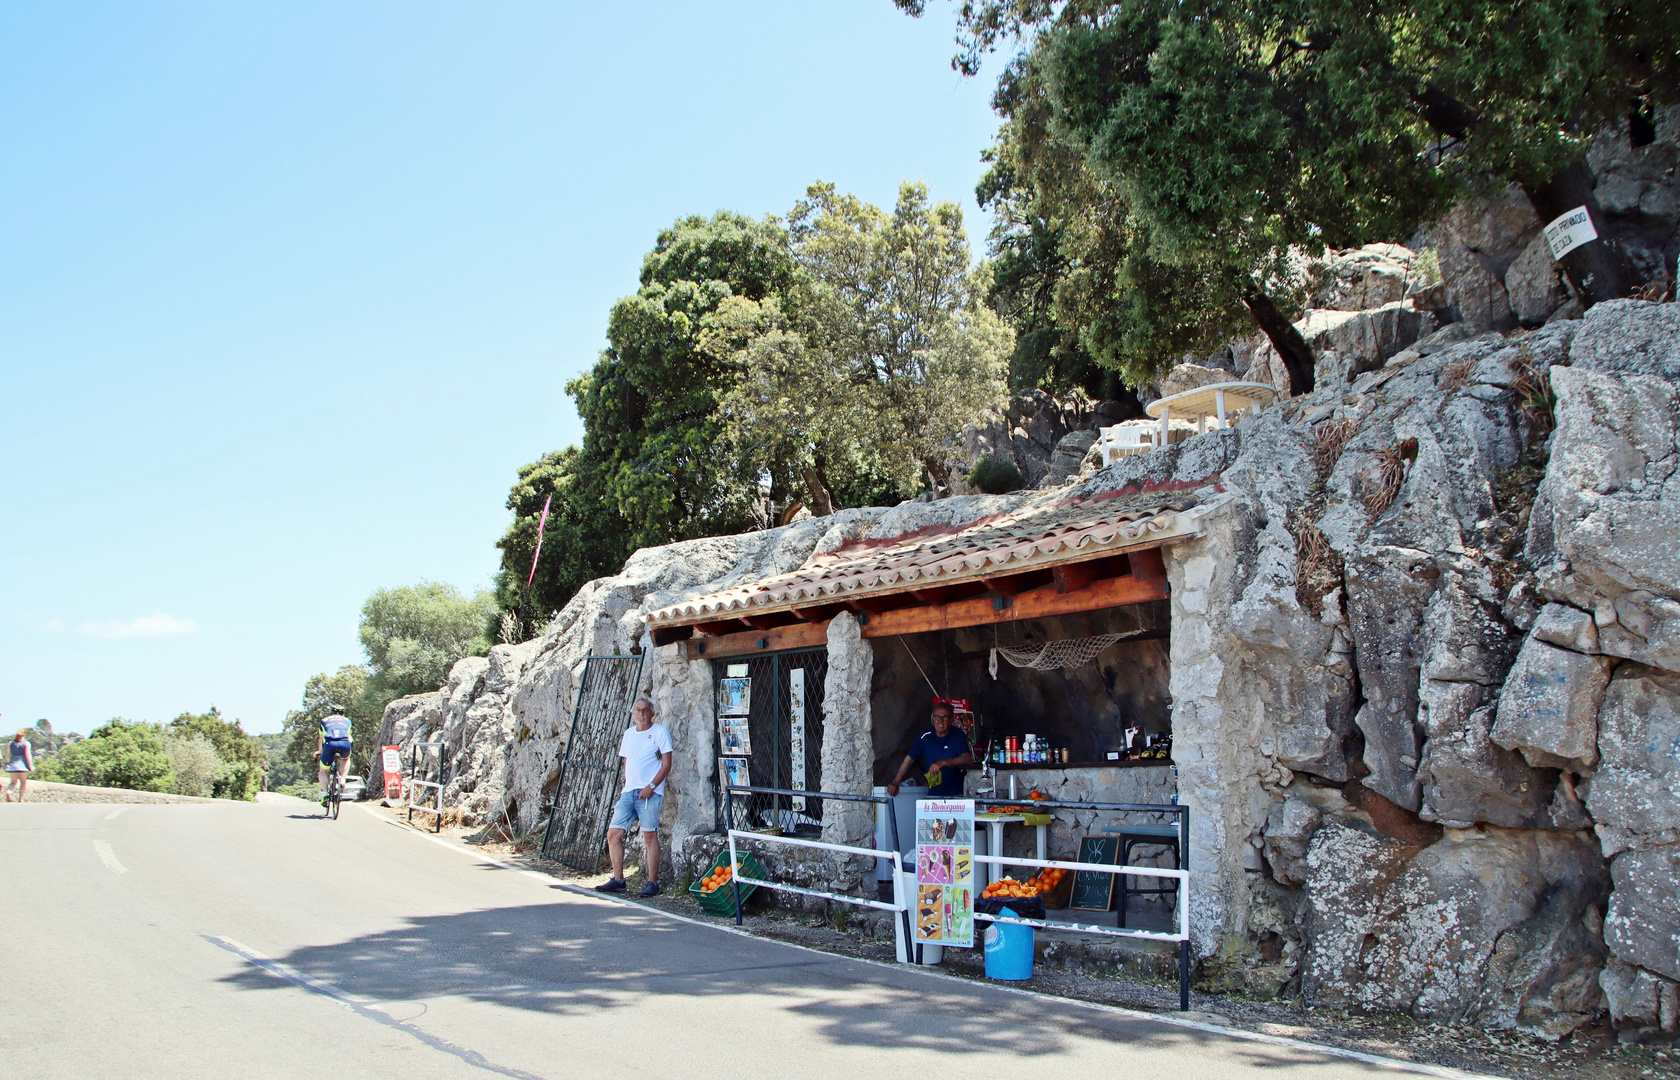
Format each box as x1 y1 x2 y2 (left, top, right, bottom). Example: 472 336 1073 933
1 799 1452 1079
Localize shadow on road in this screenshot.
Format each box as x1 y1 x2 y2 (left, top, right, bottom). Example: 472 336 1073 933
214 896 1360 1071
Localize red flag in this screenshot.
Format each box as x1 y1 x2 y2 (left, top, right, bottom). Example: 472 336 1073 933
526 494 552 588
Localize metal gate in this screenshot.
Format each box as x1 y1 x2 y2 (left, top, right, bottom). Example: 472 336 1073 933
713 647 826 834
542 653 646 870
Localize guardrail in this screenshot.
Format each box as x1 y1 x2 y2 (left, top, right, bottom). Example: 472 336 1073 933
721 785 1193 1009
406 741 446 834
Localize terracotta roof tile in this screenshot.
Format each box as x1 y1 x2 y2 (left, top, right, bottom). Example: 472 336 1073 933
646 489 1200 626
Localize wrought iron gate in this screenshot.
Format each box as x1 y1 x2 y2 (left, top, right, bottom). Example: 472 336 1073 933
542 653 646 871
713 647 827 833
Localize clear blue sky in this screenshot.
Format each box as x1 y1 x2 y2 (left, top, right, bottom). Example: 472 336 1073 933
1 2 1001 735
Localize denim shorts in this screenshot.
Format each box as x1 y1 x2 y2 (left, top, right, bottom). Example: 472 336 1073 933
609 790 663 832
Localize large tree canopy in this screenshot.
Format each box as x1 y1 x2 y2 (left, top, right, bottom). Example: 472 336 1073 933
495 212 802 625
905 0 1680 385
497 188 1012 625
709 182 1012 508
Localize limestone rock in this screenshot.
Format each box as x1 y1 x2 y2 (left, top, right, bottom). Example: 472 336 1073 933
1587 664 1680 855
1263 797 1322 887
1600 959 1680 1037
1302 302 1436 388
1530 603 1600 654
1309 244 1415 311
1605 844 1680 983
1042 429 1100 486
1302 822 1608 1035
1418 692 1562 829
1568 298 1680 379
1158 362 1238 398
1491 638 1613 773
1504 233 1570 327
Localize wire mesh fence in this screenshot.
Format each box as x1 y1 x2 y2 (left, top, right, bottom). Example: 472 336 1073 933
713 647 826 835
541 654 645 871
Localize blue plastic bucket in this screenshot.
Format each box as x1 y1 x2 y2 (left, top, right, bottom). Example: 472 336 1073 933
983 906 1034 980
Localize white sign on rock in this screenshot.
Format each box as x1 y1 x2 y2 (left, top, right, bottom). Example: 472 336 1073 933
1543 205 1599 260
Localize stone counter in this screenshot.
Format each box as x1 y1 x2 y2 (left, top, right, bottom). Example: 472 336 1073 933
964 763 1179 862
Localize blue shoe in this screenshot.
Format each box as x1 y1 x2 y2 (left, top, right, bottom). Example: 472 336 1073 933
594 878 627 893
639 881 662 898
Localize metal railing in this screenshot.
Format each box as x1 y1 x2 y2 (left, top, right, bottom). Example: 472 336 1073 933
407 742 446 833
723 784 915 955
720 785 1194 1010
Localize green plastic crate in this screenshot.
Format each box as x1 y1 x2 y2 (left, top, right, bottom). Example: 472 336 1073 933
688 847 765 916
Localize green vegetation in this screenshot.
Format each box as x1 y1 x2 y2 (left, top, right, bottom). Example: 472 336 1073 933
902 0 1680 387
32 710 263 799
282 581 494 776
966 455 1026 494
166 708 264 800
496 183 1013 624
43 720 175 793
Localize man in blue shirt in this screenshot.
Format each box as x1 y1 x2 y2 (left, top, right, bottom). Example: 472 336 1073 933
887 702 975 797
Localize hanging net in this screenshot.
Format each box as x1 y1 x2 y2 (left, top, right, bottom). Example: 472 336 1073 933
988 629 1148 676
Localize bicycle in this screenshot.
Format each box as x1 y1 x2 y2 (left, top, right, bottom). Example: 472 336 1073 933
322 768 343 820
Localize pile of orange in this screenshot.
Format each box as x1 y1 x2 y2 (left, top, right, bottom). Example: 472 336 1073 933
981 877 1039 899
697 865 735 893
1026 867 1066 892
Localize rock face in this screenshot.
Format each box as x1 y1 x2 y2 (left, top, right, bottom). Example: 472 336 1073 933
380 254 1679 1036
1302 822 1608 1037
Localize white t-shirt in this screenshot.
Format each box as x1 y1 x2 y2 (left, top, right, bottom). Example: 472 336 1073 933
620 723 674 795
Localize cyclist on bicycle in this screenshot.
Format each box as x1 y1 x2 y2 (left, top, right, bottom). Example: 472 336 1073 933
315 714 353 804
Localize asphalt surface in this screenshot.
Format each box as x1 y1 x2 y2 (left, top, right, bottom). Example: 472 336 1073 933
0 798 1476 1079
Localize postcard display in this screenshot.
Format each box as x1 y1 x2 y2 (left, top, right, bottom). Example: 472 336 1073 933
914 799 976 947
718 669 751 793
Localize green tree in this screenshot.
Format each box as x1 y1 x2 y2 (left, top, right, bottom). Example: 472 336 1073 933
282 665 378 776
495 212 805 624
159 731 229 798
709 182 1013 505
904 0 1680 379
167 707 263 801
48 720 174 793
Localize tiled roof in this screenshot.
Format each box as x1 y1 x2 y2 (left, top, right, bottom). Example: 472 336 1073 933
645 489 1202 627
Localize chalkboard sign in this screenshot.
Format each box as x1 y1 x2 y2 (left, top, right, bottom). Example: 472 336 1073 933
1069 835 1121 911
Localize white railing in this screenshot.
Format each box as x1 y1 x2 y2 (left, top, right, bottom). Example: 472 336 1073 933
719 785 1193 1009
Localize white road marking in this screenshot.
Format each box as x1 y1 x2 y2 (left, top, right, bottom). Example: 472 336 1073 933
367 806 1497 1080
92 840 126 874
207 936 545 1079
103 807 128 821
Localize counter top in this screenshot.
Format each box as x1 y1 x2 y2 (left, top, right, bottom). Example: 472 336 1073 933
988 758 1173 770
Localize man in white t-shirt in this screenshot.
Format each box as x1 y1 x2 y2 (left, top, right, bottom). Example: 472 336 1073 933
595 698 674 897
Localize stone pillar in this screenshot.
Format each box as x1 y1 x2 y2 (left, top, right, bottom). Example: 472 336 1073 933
652 637 719 880
821 612 874 848
1166 539 1230 959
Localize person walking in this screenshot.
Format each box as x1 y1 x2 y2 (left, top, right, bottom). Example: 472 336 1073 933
6 727 34 802
595 698 672 898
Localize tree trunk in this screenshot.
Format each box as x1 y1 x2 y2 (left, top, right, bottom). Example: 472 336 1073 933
1244 291 1315 395
1520 158 1633 307
801 457 836 517
924 456 952 498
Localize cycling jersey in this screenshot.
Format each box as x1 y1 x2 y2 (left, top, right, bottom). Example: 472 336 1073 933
320 715 352 741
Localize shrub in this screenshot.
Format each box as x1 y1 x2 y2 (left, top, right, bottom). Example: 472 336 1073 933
161 731 230 798
966 455 1025 494
50 720 174 793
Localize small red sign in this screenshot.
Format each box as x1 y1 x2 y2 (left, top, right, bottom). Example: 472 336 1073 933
381 745 403 803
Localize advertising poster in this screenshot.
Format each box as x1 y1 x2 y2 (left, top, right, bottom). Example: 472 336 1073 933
789 668 806 811
914 799 975 947
720 677 752 716
381 745 403 804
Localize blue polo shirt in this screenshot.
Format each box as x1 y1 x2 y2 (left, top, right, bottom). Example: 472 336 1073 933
909 729 972 796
